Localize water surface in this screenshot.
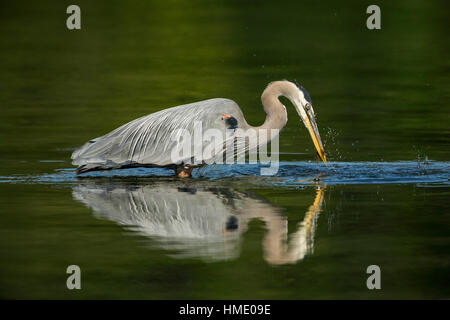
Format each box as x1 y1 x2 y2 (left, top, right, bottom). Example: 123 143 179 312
0 0 449 299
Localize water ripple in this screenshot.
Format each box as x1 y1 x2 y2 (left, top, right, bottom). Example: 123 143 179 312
0 161 448 187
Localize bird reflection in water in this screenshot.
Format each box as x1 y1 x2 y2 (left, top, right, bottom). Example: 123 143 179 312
73 181 324 265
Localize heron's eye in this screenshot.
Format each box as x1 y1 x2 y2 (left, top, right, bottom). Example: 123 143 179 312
304 103 311 111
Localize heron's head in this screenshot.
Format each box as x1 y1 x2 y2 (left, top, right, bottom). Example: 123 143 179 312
285 81 327 163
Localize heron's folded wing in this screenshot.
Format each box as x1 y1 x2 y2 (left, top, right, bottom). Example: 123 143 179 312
71 98 244 168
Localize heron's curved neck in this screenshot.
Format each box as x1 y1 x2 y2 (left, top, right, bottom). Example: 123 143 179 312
258 82 289 131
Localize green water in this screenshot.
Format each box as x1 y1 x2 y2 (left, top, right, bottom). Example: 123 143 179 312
0 0 449 299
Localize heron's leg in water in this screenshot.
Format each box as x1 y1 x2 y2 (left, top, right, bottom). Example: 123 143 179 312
174 165 194 178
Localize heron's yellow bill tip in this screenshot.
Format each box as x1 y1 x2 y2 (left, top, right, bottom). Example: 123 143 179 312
317 151 327 163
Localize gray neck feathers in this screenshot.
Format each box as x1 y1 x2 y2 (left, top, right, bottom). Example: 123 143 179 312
259 81 292 131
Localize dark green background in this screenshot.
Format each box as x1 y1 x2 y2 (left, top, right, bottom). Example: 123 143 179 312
0 0 449 299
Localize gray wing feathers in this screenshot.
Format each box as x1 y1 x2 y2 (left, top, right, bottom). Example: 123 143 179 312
72 98 244 170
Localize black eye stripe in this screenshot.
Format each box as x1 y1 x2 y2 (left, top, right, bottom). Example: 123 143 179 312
293 80 312 104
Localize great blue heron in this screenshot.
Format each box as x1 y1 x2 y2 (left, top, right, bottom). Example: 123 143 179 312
72 80 326 177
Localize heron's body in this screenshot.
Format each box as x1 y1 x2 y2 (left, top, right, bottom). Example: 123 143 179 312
72 80 326 177
72 98 247 174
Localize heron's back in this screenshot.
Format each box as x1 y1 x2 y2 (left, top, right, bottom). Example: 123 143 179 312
71 98 245 172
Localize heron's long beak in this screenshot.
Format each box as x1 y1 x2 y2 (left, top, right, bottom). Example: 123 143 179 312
294 103 326 163
304 113 327 163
